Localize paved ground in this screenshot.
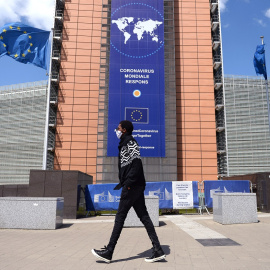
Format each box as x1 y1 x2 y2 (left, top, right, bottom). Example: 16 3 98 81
1 213 270 270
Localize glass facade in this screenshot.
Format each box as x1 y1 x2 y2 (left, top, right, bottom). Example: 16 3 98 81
224 75 270 175
0 81 47 184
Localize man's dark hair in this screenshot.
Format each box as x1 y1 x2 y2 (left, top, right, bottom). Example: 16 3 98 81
120 120 133 135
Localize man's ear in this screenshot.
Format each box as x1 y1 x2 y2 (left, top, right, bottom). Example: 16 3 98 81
122 128 127 133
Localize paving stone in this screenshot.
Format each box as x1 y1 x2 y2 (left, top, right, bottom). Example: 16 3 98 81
0 214 270 269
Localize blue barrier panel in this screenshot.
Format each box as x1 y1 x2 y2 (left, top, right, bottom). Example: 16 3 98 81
192 181 199 208
85 182 172 211
85 184 121 211
204 180 250 208
144 182 173 209
85 181 199 211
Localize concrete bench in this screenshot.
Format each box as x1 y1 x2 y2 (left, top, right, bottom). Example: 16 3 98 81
124 195 159 227
213 193 257 224
0 197 64 230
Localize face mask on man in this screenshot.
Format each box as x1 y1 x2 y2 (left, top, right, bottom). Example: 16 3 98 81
116 130 122 139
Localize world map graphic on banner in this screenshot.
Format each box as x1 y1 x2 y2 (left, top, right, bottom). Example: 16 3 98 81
110 3 164 58
111 17 163 44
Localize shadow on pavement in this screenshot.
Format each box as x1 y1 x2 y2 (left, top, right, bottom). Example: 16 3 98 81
59 224 73 229
159 221 167 227
96 245 170 264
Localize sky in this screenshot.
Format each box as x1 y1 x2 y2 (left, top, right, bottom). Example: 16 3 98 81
0 0 54 87
0 0 270 87
220 0 270 76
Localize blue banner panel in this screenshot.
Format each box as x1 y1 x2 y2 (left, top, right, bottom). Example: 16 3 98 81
85 182 172 211
204 180 250 208
85 182 200 211
144 181 173 209
192 181 199 208
85 184 121 211
107 0 165 157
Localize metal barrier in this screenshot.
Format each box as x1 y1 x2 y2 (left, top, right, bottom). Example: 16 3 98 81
85 180 251 215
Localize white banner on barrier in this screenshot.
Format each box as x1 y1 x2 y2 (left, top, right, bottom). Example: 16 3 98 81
172 181 193 209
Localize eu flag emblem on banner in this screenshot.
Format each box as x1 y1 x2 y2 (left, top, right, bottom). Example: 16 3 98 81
125 107 149 124
0 22 50 70
254 44 267 80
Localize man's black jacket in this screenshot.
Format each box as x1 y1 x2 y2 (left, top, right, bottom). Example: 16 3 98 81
114 134 146 190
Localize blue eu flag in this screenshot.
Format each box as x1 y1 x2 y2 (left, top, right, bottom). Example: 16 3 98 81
0 22 50 70
125 107 149 124
254 44 267 80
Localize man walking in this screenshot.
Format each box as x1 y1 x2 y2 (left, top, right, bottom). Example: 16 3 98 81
91 120 165 263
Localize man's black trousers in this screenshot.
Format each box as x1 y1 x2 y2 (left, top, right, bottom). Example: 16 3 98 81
107 185 161 251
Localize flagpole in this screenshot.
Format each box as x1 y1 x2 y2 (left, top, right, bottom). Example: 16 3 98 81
42 28 54 170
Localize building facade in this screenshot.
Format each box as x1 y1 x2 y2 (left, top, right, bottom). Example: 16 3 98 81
49 0 221 183
224 75 270 176
0 81 47 184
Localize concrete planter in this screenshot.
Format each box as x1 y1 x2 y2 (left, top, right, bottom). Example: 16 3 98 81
0 197 64 230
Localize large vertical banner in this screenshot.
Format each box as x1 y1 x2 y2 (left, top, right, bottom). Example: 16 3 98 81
107 0 165 157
